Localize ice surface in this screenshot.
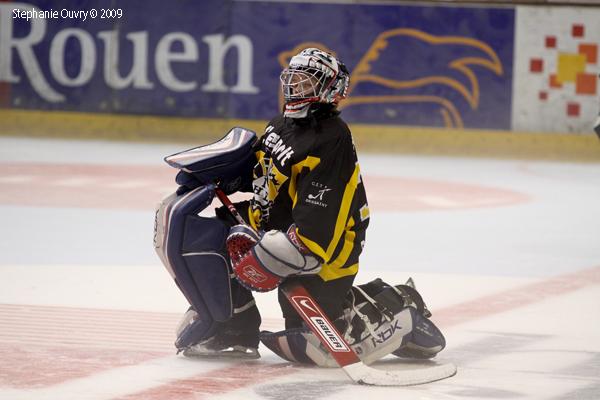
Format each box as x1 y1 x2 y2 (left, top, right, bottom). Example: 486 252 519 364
1 137 599 399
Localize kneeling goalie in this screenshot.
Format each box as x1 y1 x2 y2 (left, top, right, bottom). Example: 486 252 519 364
154 48 447 366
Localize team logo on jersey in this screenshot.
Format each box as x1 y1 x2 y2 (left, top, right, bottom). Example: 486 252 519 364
308 188 331 201
263 127 294 167
306 181 331 207
251 141 291 227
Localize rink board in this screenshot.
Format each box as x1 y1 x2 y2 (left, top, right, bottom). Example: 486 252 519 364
2 108 600 161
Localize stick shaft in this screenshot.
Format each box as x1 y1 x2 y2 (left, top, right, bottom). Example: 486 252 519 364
214 188 246 225
280 280 362 367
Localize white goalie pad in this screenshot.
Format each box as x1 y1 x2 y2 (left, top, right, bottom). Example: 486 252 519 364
260 278 446 367
260 306 414 367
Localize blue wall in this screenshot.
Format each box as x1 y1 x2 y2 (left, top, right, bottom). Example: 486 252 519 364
1 1 515 129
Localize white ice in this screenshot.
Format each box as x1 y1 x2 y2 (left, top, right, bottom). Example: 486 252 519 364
0 136 599 400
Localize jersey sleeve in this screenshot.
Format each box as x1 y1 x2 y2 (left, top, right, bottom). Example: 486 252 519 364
291 134 362 264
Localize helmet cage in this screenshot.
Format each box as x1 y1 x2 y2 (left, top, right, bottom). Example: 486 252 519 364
280 66 333 103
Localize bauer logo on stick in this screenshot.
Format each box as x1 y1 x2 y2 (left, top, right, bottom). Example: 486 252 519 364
312 317 350 352
292 295 350 352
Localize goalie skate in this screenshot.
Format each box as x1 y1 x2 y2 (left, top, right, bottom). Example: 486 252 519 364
181 335 260 359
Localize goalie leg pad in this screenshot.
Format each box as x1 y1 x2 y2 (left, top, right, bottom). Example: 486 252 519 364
259 306 414 367
154 185 234 349
261 278 447 366
352 278 445 360
260 328 339 368
182 215 232 322
393 312 446 359
174 307 217 351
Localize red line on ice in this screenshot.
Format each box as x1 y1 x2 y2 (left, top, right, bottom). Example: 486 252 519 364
0 163 529 211
2 265 598 398
112 363 297 400
434 264 600 328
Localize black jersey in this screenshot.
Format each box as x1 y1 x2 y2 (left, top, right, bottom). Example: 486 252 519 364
248 110 369 282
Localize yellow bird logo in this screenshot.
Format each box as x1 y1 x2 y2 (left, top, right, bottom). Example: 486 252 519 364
278 29 503 128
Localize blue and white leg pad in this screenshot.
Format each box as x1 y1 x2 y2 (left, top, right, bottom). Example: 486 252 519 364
154 184 233 349
260 278 446 366
260 328 340 368
260 307 415 368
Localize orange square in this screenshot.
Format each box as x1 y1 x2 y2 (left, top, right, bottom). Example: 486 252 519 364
549 74 562 88
578 43 598 64
576 73 597 95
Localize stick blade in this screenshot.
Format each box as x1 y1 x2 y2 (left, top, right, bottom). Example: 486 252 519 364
343 361 457 386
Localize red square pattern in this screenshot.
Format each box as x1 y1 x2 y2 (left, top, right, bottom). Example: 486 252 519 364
572 24 584 38
539 91 548 101
545 36 557 48
567 102 580 117
530 58 543 73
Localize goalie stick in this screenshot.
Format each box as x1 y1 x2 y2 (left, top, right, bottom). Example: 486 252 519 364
214 187 457 386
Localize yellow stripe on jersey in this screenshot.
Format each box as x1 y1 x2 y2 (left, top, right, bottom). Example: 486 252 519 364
319 263 359 281
288 156 321 208
297 233 328 262
248 205 259 231
326 164 360 258
318 217 357 281
298 163 361 263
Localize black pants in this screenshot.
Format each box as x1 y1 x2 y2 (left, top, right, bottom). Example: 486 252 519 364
278 274 356 329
